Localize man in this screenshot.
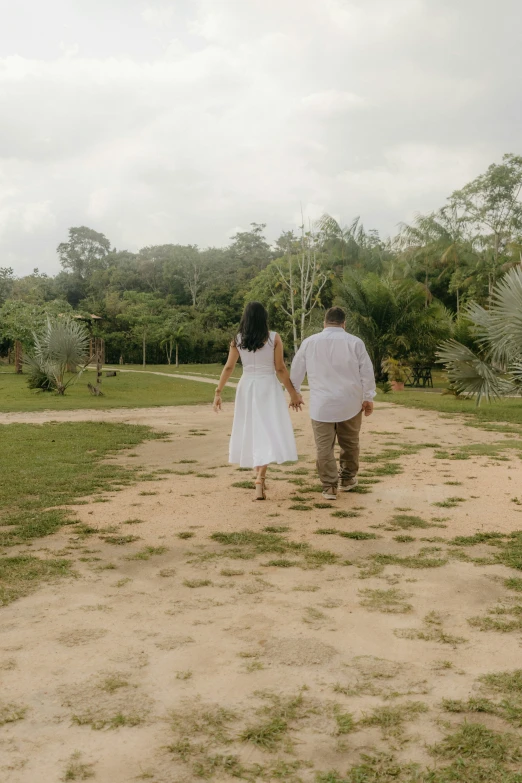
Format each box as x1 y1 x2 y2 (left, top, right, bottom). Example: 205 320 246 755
290 306 376 500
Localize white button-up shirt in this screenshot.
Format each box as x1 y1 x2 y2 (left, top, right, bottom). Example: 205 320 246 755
290 327 376 423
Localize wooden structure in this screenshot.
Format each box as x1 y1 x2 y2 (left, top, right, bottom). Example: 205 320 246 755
73 314 104 388
404 365 433 388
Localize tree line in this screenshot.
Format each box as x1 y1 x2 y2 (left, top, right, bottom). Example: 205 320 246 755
1 153 521 376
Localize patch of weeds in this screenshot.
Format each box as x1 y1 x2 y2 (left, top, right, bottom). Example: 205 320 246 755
303 607 327 624
315 528 339 535
389 514 434 530
100 675 129 693
122 518 144 525
178 459 198 464
138 491 158 496
396 611 467 646
505 577 522 592
433 496 467 508
196 473 216 478
176 670 193 680
394 535 416 543
263 525 290 533
359 700 428 739
293 584 320 592
0 556 72 607
359 588 413 614
339 531 378 540
264 558 298 568
304 549 339 567
331 510 360 519
240 692 310 751
102 535 141 545
289 504 312 511
178 531 195 539
232 481 255 489
430 721 522 763
115 578 131 587
468 604 522 633
220 568 244 576
184 579 212 588
314 503 334 509
371 552 447 569
169 701 237 746
449 531 506 546
333 707 355 735
445 481 463 486
126 546 168 561
0 701 27 725
62 751 95 781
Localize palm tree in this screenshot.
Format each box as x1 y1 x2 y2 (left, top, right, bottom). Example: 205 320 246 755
437 266 522 403
338 271 452 380
24 317 90 395
160 322 187 366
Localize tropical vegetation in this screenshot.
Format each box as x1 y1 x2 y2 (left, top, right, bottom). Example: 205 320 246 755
1 154 521 396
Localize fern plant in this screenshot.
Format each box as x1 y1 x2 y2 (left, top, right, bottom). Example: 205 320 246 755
437 266 522 403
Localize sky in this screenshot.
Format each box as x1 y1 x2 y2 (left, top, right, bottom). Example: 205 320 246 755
1 0 521 276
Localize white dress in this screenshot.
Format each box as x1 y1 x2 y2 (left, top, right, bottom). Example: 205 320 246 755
229 332 298 468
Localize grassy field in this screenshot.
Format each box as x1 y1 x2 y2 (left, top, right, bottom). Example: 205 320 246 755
0 367 235 412
0 421 162 604
104 362 243 380
380 388 522 428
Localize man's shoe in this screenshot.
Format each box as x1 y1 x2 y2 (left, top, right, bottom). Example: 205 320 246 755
322 486 338 500
340 477 358 492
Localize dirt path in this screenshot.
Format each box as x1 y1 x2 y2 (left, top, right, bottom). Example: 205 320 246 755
1 399 522 782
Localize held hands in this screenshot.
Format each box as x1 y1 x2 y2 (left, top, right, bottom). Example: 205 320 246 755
362 400 374 417
289 392 304 412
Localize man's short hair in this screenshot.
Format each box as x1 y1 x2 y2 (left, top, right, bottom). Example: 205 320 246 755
324 306 346 325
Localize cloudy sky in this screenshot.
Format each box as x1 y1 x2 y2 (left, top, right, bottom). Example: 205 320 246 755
1 0 520 276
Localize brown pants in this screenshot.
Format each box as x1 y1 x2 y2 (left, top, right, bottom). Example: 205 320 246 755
311 411 363 488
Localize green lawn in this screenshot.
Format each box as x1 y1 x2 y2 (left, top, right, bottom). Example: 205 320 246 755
0 421 162 604
0 368 235 412
379 388 522 428
104 362 243 380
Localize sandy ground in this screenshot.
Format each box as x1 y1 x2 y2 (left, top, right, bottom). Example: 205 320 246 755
1 397 522 782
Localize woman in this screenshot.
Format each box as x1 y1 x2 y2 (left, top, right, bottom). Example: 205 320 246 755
214 302 303 500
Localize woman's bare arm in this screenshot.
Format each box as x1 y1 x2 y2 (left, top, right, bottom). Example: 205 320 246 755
213 343 240 411
274 334 303 409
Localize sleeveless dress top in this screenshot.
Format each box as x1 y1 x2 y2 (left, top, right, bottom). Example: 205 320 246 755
229 331 298 467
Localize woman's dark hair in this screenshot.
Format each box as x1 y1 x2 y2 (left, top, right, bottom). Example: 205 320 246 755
236 301 270 352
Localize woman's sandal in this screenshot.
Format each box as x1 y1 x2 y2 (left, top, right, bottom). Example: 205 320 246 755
255 478 266 500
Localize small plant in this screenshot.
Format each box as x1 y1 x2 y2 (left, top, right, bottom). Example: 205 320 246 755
184 579 212 588
178 531 195 539
62 751 95 781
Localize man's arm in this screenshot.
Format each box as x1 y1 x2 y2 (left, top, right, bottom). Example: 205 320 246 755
355 339 376 416
290 342 307 393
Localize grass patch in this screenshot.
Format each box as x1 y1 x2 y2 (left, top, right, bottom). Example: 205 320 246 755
394 535 416 543
178 531 195 540
102 534 141 545
468 605 522 633
388 514 434 530
240 692 310 751
331 510 360 519
359 700 428 739
0 369 235 412
263 525 290 533
232 481 255 489
184 579 213 588
289 504 312 511
63 751 95 781
430 722 522 763
314 528 339 535
126 546 168 561
0 556 72 607
339 531 378 540
371 552 447 569
433 496 467 508
396 611 467 646
0 701 27 726
359 588 413 614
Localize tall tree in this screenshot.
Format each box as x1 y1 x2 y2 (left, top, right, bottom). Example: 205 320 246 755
0 267 14 304
448 153 522 300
